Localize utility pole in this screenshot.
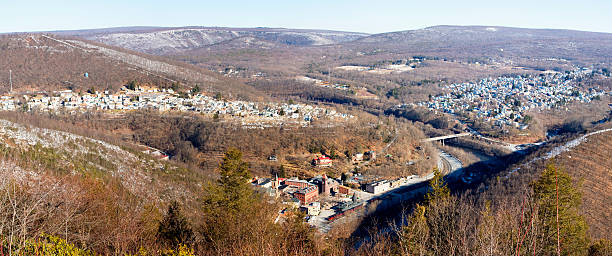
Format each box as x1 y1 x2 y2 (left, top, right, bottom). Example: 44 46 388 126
9 69 12 93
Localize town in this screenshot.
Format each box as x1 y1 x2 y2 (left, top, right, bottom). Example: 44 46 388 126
0 85 354 127
252 152 439 231
415 68 607 128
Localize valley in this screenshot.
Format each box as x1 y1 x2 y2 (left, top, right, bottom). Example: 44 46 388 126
0 21 611 255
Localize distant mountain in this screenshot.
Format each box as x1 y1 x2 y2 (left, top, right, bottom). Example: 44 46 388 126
0 34 264 99
56 27 369 55
348 25 612 63
57 25 612 66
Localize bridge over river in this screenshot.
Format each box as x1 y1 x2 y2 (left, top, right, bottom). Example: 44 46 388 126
420 132 471 143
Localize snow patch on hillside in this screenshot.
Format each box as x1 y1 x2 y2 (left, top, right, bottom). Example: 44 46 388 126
0 119 158 199
67 39 217 84
85 28 367 54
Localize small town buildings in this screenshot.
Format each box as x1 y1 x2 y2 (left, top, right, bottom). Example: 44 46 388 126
252 177 273 188
284 178 314 189
150 150 170 161
283 198 301 208
0 87 355 129
338 185 352 195
365 180 391 194
390 178 406 188
313 156 332 167
310 174 339 195
295 185 319 204
278 185 297 194
300 202 321 216
142 149 170 161
351 153 364 163
364 151 376 161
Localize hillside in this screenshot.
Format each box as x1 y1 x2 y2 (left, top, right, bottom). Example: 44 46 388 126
56 27 369 55
0 116 205 201
0 34 266 100
349 25 612 64
65 25 612 68
552 127 612 240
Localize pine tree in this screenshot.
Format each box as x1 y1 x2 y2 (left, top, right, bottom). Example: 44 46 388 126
398 168 453 255
214 148 254 214
531 163 589 256
399 204 429 255
157 201 194 248
190 84 200 94
201 147 254 218
200 148 258 252
426 168 450 205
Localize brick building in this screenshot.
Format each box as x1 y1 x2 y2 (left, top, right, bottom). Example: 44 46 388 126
294 185 319 204
285 178 313 189
338 185 352 195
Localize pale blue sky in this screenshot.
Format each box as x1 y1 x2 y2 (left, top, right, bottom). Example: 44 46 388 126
2 0 611 34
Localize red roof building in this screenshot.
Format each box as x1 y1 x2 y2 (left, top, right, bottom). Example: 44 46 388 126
313 156 333 167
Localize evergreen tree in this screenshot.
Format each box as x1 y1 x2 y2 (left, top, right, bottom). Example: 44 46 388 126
399 204 429 255
426 168 450 205
200 148 254 246
589 239 612 256
531 163 589 256
214 92 222 100
398 168 454 255
213 148 254 214
126 80 137 90
171 82 180 92
157 201 194 248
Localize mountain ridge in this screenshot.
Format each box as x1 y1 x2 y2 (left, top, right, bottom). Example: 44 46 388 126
52 26 369 55
49 25 612 64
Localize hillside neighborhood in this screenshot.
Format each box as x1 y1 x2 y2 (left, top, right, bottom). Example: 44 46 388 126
415 68 608 128
0 85 354 127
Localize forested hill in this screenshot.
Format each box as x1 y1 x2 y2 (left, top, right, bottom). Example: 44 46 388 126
54 26 369 55
0 34 265 100
348 25 612 63
59 25 612 65
548 126 612 239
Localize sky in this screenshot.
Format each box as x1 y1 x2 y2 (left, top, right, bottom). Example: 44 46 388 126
2 0 612 34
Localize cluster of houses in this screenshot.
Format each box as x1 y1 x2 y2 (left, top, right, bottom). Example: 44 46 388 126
0 86 353 127
252 149 427 225
252 170 431 226
252 174 348 212
416 68 607 128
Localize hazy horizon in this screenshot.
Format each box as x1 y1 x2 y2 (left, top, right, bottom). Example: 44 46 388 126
10 24 612 36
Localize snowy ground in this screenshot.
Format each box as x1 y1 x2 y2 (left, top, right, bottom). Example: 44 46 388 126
507 128 612 177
